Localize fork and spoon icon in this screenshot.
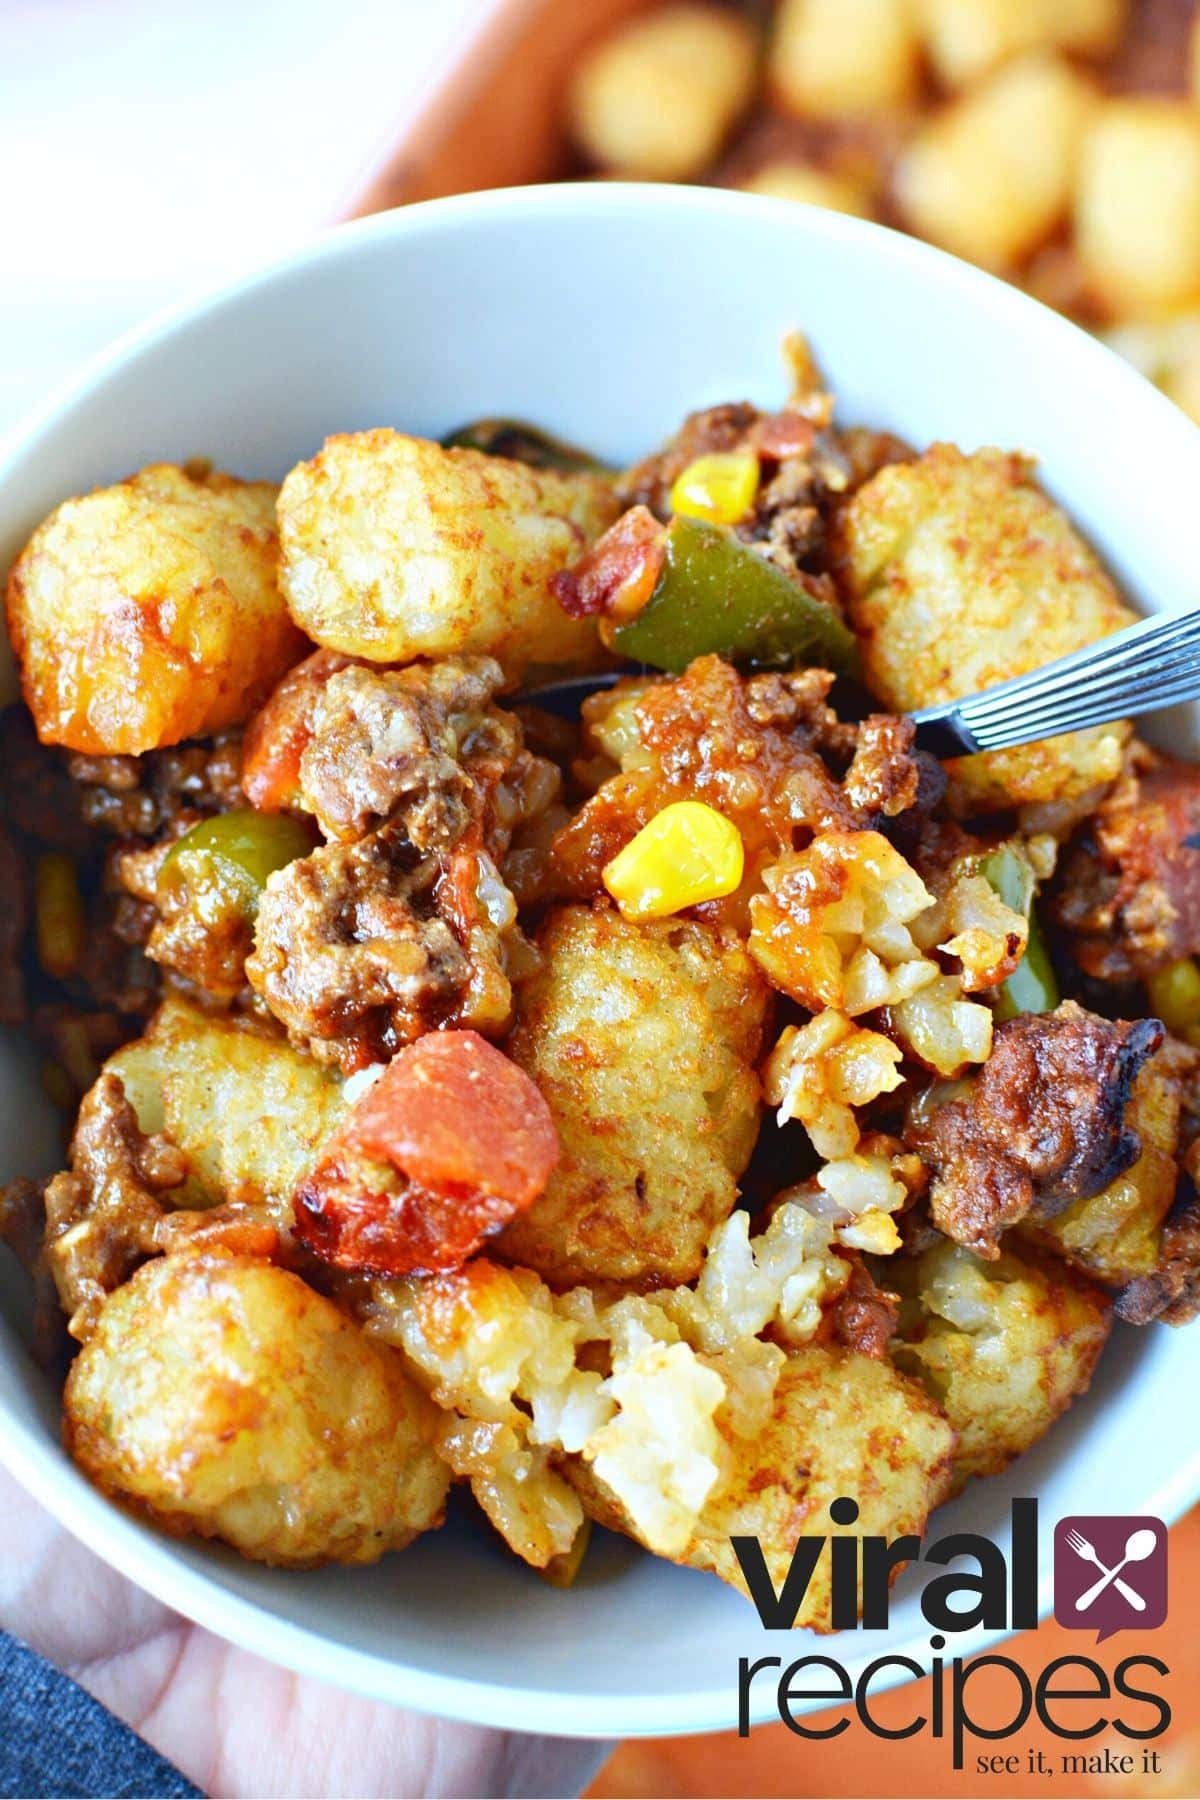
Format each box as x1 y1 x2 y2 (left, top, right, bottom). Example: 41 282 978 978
1064 1526 1158 1612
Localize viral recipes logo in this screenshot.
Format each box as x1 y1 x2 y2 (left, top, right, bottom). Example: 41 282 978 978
733 1498 1172 1773
1054 1516 1168 1641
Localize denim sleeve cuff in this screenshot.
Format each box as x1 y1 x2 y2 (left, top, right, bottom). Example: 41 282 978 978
0 1628 202 1798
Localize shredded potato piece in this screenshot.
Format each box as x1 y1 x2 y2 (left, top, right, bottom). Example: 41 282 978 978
362 1179 863 1565
764 1010 903 1157
750 831 937 1015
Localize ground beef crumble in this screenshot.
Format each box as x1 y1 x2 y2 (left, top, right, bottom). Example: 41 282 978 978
1116 1184 1200 1326
829 1254 899 1359
296 655 510 846
548 656 941 924
246 829 513 1073
69 733 245 839
1053 753 1200 982
41 1071 188 1341
910 1002 1164 1257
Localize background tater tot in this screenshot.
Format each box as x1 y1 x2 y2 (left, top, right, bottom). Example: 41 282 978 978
64 1252 450 1567
770 0 920 120
567 3 758 181
6 465 304 755
1051 0 1129 55
915 0 1048 89
1165 336 1200 427
1105 312 1200 426
278 430 618 680
894 53 1096 274
1075 99 1200 321
739 160 873 217
915 0 1126 90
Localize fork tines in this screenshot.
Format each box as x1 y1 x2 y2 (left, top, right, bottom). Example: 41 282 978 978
914 604 1200 755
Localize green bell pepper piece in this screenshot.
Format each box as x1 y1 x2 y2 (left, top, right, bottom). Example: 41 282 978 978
158 810 314 917
607 515 858 676
441 417 610 474
979 843 1059 1020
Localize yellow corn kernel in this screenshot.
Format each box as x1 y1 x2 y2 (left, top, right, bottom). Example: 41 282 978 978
1146 957 1200 1036
669 451 760 525
837 1207 902 1255
35 852 85 979
602 801 745 922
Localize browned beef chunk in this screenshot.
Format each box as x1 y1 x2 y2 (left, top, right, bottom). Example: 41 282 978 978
246 830 519 1073
68 733 245 838
843 713 947 826
910 1001 1163 1257
1117 1173 1200 1327
1054 756 1200 981
41 1072 187 1341
296 655 509 846
829 1254 899 1359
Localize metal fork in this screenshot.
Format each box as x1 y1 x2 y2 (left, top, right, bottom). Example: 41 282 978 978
910 603 1200 758
1063 1527 1145 1611
520 604 1200 751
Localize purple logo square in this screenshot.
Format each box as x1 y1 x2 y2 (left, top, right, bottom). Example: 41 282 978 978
1054 1516 1168 1641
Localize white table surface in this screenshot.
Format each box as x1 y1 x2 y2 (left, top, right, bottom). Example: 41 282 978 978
0 0 494 442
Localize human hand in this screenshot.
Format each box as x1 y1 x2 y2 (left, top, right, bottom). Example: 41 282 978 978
0 1464 608 1799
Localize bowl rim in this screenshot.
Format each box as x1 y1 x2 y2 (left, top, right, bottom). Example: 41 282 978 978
5 178 1197 481
2 180 1200 1741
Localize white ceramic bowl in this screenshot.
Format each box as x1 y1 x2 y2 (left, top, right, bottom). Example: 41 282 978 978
2 185 1199 1741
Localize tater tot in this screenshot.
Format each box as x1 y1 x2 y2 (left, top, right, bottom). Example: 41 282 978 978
1105 312 1200 424
497 904 768 1289
1075 100 1200 321
277 430 619 680
6 465 304 755
740 161 873 217
892 1240 1111 1487
895 53 1096 273
838 444 1136 814
567 3 757 181
916 0 1126 90
65 1252 449 1566
770 0 920 120
569 1347 956 1630
107 997 348 1224
1048 0 1129 55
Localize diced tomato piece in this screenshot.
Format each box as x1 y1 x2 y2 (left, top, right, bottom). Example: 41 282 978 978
242 648 351 812
292 1030 559 1276
750 411 818 461
294 1155 525 1277
349 1029 558 1207
550 505 665 620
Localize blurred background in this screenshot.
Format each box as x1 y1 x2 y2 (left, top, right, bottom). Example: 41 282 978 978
3 1 1200 1793
8 0 1200 440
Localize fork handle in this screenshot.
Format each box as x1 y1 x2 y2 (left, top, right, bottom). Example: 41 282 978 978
911 604 1200 758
